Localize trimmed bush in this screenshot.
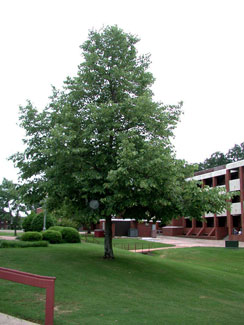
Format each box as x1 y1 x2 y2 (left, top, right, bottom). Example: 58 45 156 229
21 232 43 242
0 240 48 248
48 226 65 232
61 227 80 243
31 212 55 232
42 230 62 244
22 212 36 232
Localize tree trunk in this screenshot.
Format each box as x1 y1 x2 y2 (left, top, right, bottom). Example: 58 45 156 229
104 216 114 259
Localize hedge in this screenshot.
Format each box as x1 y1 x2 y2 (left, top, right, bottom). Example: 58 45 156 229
48 226 65 232
42 230 62 244
61 227 80 243
0 240 48 248
21 232 43 242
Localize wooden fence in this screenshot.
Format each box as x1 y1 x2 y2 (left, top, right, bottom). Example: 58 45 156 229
0 267 56 325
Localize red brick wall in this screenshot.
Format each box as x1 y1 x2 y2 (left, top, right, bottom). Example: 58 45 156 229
137 223 152 237
162 227 183 236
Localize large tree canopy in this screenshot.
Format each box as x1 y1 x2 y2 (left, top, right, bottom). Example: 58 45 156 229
11 26 232 258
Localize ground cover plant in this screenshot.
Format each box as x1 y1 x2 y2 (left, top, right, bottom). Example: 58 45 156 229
0 244 244 324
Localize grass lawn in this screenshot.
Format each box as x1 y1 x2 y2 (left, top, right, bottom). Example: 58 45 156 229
81 235 173 250
0 232 17 237
0 243 244 324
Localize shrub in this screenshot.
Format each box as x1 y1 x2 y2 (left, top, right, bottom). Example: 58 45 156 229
22 212 36 232
31 212 55 232
61 227 80 243
42 230 62 244
21 232 43 242
0 240 48 248
48 226 64 232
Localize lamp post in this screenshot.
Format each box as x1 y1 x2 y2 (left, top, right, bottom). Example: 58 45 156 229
43 198 47 231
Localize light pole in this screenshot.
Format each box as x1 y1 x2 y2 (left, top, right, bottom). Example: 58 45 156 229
43 197 47 231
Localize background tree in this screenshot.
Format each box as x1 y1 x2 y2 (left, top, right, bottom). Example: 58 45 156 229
198 151 231 171
198 142 244 171
227 142 244 162
11 26 232 258
0 178 27 235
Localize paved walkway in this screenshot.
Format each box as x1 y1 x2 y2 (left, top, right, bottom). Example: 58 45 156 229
141 235 244 248
0 236 16 240
0 313 37 325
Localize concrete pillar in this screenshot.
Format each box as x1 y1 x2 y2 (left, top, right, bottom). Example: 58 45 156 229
239 166 244 231
213 176 218 228
226 169 232 237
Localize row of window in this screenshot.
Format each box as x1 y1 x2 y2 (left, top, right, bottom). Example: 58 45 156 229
201 168 239 187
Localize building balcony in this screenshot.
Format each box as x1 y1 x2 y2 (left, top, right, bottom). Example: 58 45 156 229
229 179 240 191
205 212 214 218
231 202 241 215
217 209 227 217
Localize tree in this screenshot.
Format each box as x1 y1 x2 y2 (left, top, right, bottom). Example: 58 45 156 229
180 180 235 219
11 26 232 258
227 142 244 162
198 142 244 171
198 151 231 171
0 178 27 235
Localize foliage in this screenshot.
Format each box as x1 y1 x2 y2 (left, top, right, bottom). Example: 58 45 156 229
21 231 43 241
180 181 237 220
48 226 65 232
42 230 62 244
198 142 244 170
0 240 48 248
22 212 36 232
30 212 55 232
11 26 232 258
61 227 80 243
0 178 28 235
227 142 244 162
57 217 79 229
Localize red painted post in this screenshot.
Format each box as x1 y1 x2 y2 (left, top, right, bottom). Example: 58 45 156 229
0 267 56 325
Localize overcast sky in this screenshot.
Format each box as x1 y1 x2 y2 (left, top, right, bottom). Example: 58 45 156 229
1 0 244 183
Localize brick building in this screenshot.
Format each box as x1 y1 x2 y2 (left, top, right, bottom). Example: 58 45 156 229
162 159 244 241
96 219 158 238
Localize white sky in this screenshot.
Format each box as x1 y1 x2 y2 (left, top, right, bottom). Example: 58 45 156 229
1 0 244 183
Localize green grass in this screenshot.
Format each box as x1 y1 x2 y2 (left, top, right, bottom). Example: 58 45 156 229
81 235 173 250
0 243 244 324
0 240 48 248
0 232 17 237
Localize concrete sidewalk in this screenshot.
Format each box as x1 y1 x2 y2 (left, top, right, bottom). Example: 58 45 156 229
142 235 244 248
0 313 38 325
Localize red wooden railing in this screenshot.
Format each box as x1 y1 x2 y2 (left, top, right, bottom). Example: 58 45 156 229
0 267 56 325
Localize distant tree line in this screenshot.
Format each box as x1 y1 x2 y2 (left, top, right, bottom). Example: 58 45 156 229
198 142 244 171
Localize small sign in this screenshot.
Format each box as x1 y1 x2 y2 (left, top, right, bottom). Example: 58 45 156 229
89 200 99 210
